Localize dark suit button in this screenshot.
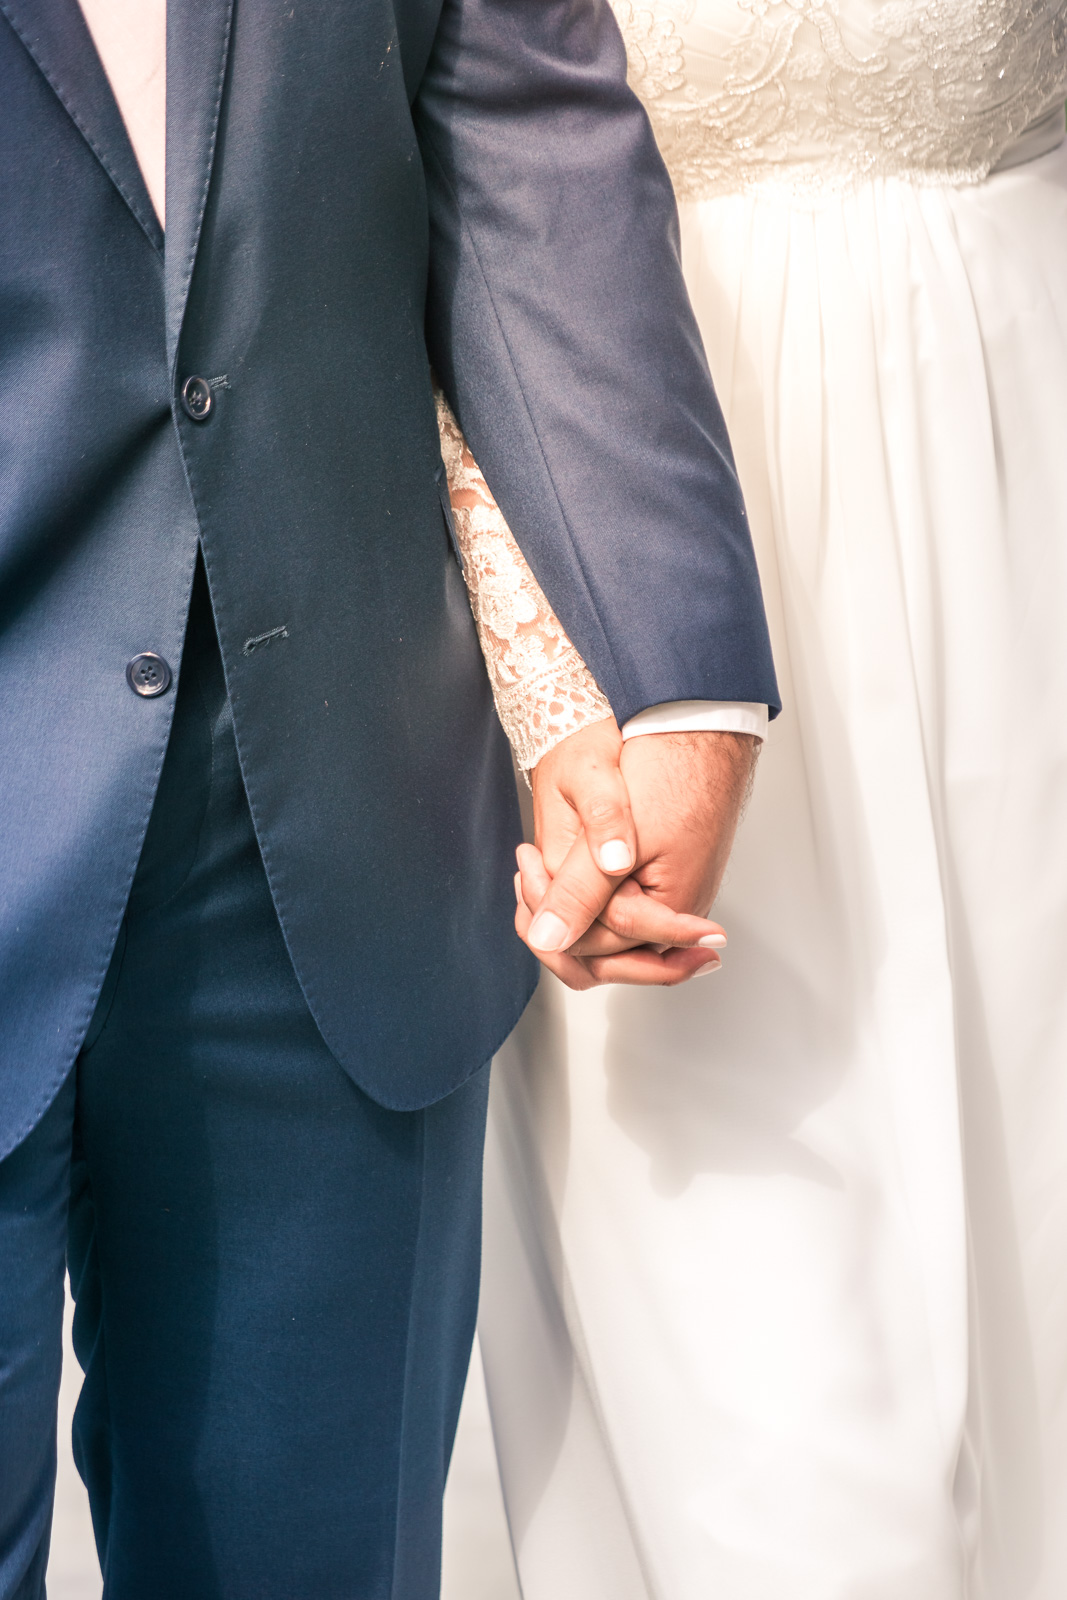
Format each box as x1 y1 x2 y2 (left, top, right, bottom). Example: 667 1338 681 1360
180 375 213 421
126 653 172 697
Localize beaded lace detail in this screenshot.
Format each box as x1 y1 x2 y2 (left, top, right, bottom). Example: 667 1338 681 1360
435 392 613 772
611 0 1067 198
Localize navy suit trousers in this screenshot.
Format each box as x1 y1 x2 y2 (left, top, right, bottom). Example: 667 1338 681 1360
0 559 490 1600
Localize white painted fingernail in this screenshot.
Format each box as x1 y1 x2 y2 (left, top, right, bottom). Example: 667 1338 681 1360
697 933 727 949
598 839 633 873
528 911 568 953
694 958 722 976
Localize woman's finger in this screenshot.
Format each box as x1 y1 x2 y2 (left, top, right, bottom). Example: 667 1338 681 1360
568 921 646 957
564 756 637 877
598 877 728 951
515 851 601 985
516 842 552 907
521 834 614 956
519 845 728 960
585 946 723 986
531 716 629 877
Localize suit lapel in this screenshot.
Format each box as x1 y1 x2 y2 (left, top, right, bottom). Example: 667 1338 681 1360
0 0 163 252
165 0 235 374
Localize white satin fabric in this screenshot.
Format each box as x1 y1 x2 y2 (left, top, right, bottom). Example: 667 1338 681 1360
477 138 1067 1600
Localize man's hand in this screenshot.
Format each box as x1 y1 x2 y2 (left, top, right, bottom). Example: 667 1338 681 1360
517 720 758 989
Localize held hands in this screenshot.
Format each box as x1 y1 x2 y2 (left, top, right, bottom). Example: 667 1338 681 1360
516 718 758 989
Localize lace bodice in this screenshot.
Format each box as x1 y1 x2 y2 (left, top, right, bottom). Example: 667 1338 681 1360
436 394 613 772
611 0 1067 197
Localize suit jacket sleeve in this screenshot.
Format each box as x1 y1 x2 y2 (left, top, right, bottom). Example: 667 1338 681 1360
413 0 780 724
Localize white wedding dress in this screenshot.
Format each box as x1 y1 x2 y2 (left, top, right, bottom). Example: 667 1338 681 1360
474 2 1067 1595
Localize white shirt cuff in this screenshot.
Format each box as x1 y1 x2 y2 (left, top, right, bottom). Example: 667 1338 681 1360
621 700 769 741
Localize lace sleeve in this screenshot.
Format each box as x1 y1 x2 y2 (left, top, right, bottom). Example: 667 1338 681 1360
435 390 613 772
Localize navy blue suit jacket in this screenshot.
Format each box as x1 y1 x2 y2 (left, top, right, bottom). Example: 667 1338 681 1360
0 0 777 1157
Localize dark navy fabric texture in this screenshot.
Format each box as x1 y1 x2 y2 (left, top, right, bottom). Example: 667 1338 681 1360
0 568 489 1598
0 1072 74 1600
0 0 777 1154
